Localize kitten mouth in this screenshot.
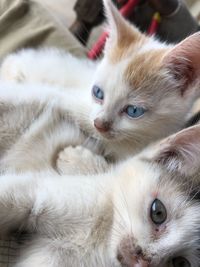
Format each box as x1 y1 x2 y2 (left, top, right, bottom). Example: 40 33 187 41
117 252 150 267
117 239 151 267
95 129 115 140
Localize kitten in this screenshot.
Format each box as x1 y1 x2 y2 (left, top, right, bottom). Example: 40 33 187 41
1 0 200 165
0 123 200 267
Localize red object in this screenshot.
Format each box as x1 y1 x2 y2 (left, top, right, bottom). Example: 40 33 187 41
87 32 109 60
147 12 161 35
120 0 140 17
87 0 140 60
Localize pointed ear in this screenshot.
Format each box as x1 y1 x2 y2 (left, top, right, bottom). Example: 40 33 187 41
151 124 200 176
163 32 200 95
103 0 142 47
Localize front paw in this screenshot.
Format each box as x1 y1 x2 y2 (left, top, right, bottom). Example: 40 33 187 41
56 146 108 175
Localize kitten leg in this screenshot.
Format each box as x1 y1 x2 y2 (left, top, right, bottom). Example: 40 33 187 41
56 145 109 175
0 172 105 267
0 173 50 236
0 171 104 235
0 48 96 89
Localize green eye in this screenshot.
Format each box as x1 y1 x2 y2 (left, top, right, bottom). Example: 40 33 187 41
150 199 167 225
172 257 191 267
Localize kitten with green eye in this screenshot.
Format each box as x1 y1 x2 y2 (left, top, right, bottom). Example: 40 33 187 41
1 0 200 164
0 123 200 267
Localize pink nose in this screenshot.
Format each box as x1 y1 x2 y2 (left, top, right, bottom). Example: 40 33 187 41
94 118 111 133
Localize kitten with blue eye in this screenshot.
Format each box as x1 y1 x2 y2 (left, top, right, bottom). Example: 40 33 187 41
0 123 200 267
1 0 200 168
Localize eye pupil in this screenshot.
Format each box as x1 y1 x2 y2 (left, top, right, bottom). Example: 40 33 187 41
150 199 167 225
92 85 104 101
125 105 145 118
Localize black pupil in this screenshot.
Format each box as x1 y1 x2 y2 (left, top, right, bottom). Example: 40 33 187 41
131 107 137 113
97 89 101 97
150 199 167 225
93 86 103 100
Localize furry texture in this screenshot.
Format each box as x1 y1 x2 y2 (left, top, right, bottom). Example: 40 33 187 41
0 124 200 267
0 81 109 174
1 0 200 162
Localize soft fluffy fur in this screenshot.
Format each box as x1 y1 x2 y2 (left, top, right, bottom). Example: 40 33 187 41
1 0 200 162
0 124 200 267
0 81 110 174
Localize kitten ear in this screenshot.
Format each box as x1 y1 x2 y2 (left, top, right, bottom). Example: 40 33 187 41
103 0 142 46
163 32 200 95
151 124 200 176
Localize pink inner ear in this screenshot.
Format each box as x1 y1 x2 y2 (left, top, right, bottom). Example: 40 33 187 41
164 32 200 95
153 124 200 176
167 56 195 95
171 124 200 147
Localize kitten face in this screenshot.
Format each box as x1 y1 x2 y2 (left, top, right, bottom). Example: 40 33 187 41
90 45 186 144
110 159 200 267
90 0 200 147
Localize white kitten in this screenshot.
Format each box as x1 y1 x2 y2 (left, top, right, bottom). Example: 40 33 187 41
1 0 200 162
0 123 200 267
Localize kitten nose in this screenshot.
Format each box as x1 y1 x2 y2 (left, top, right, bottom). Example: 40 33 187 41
94 118 111 133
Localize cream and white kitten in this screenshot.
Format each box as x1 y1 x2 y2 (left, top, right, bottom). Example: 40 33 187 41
1 0 200 162
0 123 200 267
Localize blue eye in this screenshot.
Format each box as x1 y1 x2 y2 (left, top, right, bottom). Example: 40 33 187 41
92 85 104 101
124 105 145 118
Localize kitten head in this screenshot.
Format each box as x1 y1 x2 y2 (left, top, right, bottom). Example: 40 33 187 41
110 124 200 267
90 0 200 148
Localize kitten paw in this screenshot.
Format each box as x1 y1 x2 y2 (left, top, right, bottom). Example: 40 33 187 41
0 54 26 82
56 146 109 175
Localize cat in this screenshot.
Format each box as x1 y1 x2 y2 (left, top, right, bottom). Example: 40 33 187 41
0 123 200 267
1 0 200 164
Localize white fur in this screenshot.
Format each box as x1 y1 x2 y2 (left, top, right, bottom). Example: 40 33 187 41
0 149 199 267
1 1 200 162
0 48 97 90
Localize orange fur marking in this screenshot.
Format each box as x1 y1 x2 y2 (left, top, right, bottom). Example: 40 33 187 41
125 49 168 89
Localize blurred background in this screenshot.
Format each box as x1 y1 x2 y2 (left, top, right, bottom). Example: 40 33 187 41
35 0 200 49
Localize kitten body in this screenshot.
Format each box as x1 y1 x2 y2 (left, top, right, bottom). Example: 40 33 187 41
0 124 200 267
1 0 200 165
0 81 110 173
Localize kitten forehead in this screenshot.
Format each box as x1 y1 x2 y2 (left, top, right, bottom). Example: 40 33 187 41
124 48 169 90
118 157 200 210
105 35 170 94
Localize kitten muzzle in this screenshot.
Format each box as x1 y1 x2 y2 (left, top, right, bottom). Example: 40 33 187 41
117 237 150 267
94 118 112 133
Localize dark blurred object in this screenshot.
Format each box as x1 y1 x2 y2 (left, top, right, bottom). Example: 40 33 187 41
70 0 121 45
132 0 200 43
149 0 178 16
70 0 200 45
70 0 105 45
